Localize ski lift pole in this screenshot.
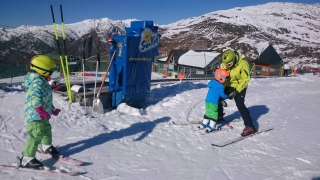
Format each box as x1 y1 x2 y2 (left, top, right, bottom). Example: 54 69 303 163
204 52 207 78
250 63 255 77
50 5 69 99
60 4 72 102
280 59 284 77
82 58 87 114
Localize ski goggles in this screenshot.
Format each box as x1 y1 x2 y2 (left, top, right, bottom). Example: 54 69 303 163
225 61 234 68
31 64 55 76
41 69 54 77
47 69 54 76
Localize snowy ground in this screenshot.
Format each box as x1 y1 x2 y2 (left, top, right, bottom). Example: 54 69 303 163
0 74 320 180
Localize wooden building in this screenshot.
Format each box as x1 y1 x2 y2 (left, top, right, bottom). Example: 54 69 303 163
155 49 221 78
252 45 282 77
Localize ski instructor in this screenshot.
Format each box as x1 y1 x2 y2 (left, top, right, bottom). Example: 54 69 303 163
21 55 62 169
219 49 256 136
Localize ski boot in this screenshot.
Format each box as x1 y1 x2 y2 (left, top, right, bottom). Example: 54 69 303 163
198 119 209 129
19 156 44 170
241 126 257 137
38 144 62 158
205 120 217 133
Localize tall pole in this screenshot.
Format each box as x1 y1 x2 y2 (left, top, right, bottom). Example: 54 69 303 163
51 5 71 101
60 4 72 102
204 52 207 78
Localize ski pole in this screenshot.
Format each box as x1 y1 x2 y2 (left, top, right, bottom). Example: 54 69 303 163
50 5 69 100
60 4 72 102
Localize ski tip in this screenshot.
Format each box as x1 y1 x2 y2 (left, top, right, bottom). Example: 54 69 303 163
211 144 224 147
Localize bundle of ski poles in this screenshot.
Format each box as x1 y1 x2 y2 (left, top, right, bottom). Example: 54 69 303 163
50 4 72 102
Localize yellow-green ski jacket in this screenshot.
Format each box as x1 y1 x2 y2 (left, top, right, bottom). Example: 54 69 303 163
222 51 251 93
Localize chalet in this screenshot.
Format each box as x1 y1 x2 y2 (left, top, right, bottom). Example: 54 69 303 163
252 44 282 77
155 49 221 78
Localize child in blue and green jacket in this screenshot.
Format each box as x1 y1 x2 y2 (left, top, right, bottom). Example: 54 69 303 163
200 68 230 132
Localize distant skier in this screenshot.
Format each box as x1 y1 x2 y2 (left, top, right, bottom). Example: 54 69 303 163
200 68 230 132
21 55 62 169
220 49 256 136
283 62 290 76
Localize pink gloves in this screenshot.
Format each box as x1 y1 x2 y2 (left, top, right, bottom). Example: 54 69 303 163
52 108 61 116
35 106 51 120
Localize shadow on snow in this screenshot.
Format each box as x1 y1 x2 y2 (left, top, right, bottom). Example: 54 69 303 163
224 105 269 130
142 81 207 108
58 116 171 157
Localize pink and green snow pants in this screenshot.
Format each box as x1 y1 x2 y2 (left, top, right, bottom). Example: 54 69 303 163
23 120 52 157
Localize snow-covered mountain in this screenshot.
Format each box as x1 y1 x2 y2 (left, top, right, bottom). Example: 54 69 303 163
159 2 320 66
0 18 134 65
0 2 319 67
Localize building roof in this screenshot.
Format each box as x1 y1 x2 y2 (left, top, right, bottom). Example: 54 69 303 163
158 57 167 62
178 50 220 68
253 45 282 65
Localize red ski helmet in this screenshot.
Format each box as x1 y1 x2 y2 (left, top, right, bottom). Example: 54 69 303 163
214 68 229 83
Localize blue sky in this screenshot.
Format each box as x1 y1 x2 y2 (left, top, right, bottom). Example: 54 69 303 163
0 0 318 28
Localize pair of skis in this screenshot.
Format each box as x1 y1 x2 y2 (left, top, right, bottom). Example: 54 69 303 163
36 150 84 166
0 151 83 176
172 119 273 147
0 164 78 177
193 119 242 134
173 118 242 130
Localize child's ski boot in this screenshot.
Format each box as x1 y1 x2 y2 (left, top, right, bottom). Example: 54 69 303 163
38 144 62 158
205 120 218 133
19 156 44 170
198 119 209 129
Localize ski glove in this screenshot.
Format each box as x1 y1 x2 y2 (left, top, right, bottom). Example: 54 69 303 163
221 100 227 107
228 90 237 100
52 108 61 116
35 106 51 120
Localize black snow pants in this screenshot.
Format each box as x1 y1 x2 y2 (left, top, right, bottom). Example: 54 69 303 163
218 87 255 129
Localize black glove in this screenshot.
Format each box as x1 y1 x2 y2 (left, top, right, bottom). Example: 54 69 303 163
228 90 236 100
221 100 227 107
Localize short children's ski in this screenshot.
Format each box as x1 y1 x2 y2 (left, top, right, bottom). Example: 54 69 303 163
172 120 202 125
0 165 78 176
194 123 232 131
0 156 78 176
196 123 234 134
37 150 83 166
198 127 231 135
172 118 242 126
211 127 273 147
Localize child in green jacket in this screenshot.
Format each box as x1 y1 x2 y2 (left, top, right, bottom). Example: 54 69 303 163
21 55 61 169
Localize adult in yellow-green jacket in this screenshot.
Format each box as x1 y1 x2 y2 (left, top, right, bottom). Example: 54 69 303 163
219 49 256 136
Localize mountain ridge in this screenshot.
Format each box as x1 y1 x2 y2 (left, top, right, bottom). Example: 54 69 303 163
0 2 319 67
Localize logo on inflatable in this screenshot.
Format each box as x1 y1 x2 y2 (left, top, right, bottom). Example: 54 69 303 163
139 28 159 53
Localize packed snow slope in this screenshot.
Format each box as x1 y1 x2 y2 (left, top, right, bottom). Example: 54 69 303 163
0 74 320 180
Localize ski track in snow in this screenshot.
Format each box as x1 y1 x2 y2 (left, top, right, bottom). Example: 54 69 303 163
0 75 320 179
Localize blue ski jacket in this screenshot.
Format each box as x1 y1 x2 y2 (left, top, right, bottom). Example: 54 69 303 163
205 80 228 104
24 72 53 123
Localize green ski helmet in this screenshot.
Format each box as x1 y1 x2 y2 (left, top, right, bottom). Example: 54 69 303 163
222 50 237 68
30 55 56 77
